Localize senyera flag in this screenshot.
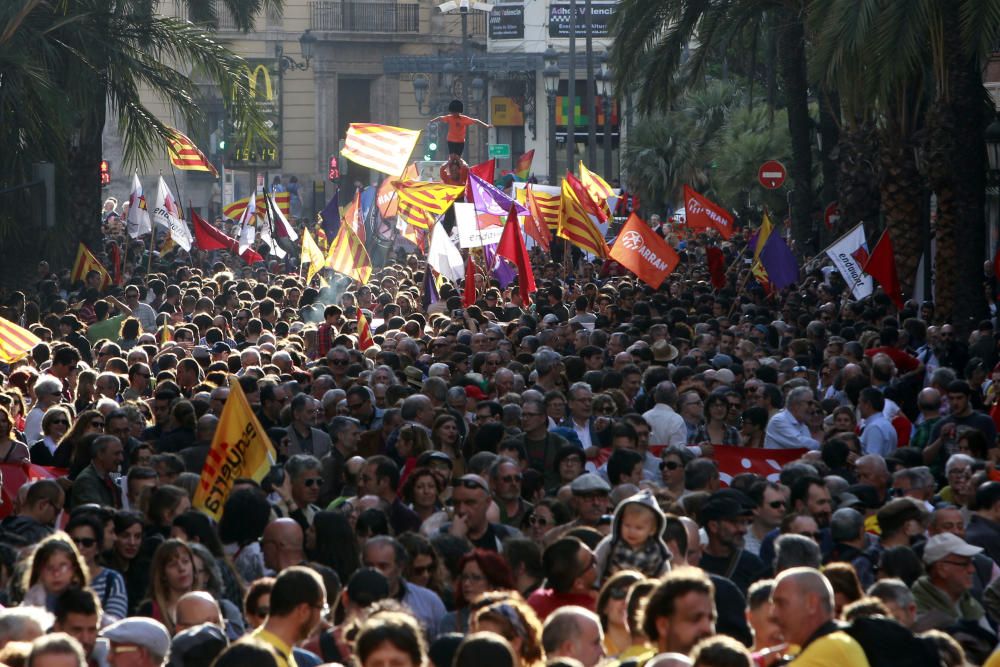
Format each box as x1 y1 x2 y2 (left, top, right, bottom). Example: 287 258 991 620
343 123 421 177
166 128 218 177
609 214 679 289
683 185 735 239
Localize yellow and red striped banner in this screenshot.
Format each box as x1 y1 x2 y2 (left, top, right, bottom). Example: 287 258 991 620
167 128 219 177
520 186 560 231
0 317 40 363
325 219 372 285
223 192 289 222
71 243 111 289
343 123 420 177
579 161 614 216
391 181 465 230
357 310 375 350
558 178 610 258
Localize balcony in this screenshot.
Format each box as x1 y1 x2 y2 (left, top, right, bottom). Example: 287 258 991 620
310 0 420 33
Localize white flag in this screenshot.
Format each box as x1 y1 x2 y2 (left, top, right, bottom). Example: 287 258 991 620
824 223 873 300
238 191 257 254
151 176 192 251
259 196 286 259
126 173 151 239
427 220 465 283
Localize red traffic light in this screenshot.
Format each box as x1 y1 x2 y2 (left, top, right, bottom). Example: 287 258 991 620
99 160 111 186
328 156 340 181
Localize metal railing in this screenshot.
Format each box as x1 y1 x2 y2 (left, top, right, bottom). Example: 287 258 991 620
310 0 420 33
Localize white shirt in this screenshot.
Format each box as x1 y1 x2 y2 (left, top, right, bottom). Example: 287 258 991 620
132 302 157 332
572 418 593 450
23 406 44 445
642 404 688 447
764 409 820 450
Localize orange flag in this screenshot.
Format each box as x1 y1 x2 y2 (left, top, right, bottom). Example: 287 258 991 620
609 214 680 289
683 185 734 239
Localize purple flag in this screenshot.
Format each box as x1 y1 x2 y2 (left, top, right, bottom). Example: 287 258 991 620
758 233 799 289
319 191 340 239
422 265 440 308
484 242 516 288
469 174 528 219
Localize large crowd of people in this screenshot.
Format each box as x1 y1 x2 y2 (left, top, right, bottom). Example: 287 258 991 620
0 198 998 667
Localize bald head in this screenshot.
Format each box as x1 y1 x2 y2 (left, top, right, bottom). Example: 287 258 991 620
645 654 693 667
771 567 835 646
263 518 303 547
174 591 223 635
777 568 834 613
261 518 304 570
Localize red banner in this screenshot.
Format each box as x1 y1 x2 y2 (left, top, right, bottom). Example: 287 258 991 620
590 445 806 487
0 464 65 519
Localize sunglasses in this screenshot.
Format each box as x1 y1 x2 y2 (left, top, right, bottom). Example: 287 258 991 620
500 474 523 484
73 537 97 548
609 586 629 600
768 500 786 509
302 478 322 487
332 359 349 366
411 564 436 576
528 515 549 526
660 460 681 471
91 421 105 428
452 478 490 493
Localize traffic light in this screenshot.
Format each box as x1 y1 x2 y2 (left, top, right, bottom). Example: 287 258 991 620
328 155 340 181
425 123 439 161
99 160 111 186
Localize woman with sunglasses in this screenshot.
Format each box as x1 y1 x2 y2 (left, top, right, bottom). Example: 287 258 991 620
29 405 73 467
595 570 644 657
521 499 570 543
659 446 691 499
66 513 128 622
440 549 516 634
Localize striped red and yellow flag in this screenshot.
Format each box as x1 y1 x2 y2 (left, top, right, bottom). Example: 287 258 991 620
71 243 111 289
325 220 372 285
520 186 560 231
558 178 610 259
167 128 219 177
343 123 421 177
357 310 375 351
391 181 465 230
579 161 614 217
524 186 552 251
0 317 41 363
224 192 290 222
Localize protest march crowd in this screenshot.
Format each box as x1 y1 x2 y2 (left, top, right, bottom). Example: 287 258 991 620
2 122 1000 667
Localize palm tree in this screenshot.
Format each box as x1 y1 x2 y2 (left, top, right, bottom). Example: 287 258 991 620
0 0 278 276
609 0 818 250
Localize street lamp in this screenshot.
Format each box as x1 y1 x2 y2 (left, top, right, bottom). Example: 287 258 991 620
596 51 613 180
276 30 316 72
544 46 560 182
442 61 457 92
470 76 485 104
413 76 431 114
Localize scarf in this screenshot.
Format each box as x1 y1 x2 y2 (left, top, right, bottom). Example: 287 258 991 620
911 575 984 623
608 537 668 579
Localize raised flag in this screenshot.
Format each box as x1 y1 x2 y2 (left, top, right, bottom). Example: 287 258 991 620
319 191 341 239
862 230 904 309
683 185 735 239
484 242 517 289
467 159 496 202
126 173 151 239
166 128 219 177
325 219 372 285
151 177 193 251
758 232 800 290
192 210 263 264
427 220 465 283
348 189 366 244
469 174 528 227
265 191 297 241
377 164 419 218
393 181 465 230
558 178 610 258
342 123 421 176
421 266 440 309
565 172 608 223
71 244 111 289
258 193 286 259
608 214 679 289
237 191 257 254
523 186 551 251
193 380 276 520
223 192 290 222
824 223 873 300
357 311 375 351
578 161 613 216
706 246 727 289
464 256 478 308
523 186 560 231
300 228 327 284
497 205 536 304
0 316 41 364
515 150 535 180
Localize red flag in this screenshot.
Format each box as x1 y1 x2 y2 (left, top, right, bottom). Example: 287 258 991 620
861 230 904 309
497 204 536 305
707 246 727 289
192 209 263 264
466 159 496 203
464 256 477 308
565 172 609 223
109 243 123 286
608 214 679 288
357 310 375 351
683 185 734 239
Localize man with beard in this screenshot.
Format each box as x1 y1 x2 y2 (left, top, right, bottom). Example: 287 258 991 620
698 491 768 596
642 568 717 655
244 566 326 667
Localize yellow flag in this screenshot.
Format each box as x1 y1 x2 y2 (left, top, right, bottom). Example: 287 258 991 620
301 228 326 284
193 380 276 520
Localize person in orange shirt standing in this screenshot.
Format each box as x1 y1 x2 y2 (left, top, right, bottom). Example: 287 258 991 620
432 99 491 157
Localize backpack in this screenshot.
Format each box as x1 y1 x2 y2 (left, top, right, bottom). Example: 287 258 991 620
843 616 940 667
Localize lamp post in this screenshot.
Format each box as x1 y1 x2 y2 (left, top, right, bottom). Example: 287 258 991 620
413 76 431 114
597 51 612 179
276 29 316 72
544 46 560 183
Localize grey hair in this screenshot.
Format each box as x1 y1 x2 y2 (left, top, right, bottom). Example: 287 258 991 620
867 578 915 609
488 456 520 481
32 375 63 399
945 453 976 475
533 349 562 376
0 607 53 646
568 382 592 399
329 416 360 442
364 535 409 567
285 454 322 480
653 381 678 407
773 534 822 573
930 366 957 388
786 386 815 407
830 508 865 543
892 466 935 490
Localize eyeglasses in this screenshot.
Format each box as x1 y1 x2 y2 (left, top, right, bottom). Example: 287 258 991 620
609 586 629 600
938 558 973 568
332 359 349 366
302 478 322 487
452 478 490 493
72 537 97 548
528 515 549 527
411 564 436 576
45 561 72 575
91 421 105 428
461 572 486 582
768 500 787 509
312 602 331 617
660 460 681 471
500 474 523 484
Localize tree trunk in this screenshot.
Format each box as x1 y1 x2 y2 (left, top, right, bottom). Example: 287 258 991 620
817 87 841 247
879 133 925 298
837 120 881 230
776 10 814 253
67 102 106 258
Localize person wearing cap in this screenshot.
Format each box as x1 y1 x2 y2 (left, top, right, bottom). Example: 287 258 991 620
698 491 767 596
543 474 611 546
912 533 992 634
441 474 521 552
101 617 172 667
